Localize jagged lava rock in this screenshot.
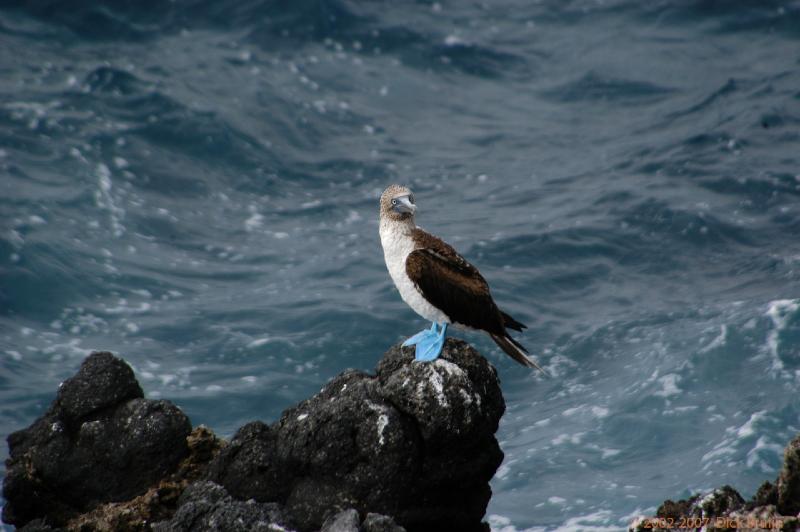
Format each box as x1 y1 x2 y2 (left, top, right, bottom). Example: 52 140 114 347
62 426 225 531
632 434 800 532
152 480 290 532
208 338 505 532
777 433 800 516
319 508 406 532
320 508 361 532
657 485 745 520
2 351 192 528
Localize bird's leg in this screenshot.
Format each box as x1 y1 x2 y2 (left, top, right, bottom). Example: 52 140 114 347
403 322 448 362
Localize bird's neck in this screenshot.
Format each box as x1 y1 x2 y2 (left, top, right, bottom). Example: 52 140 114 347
379 216 415 236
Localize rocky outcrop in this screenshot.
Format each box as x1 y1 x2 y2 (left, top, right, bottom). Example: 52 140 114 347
2 352 192 527
630 435 800 532
777 434 800 516
3 338 505 532
57 425 225 531
151 481 290 532
208 339 504 532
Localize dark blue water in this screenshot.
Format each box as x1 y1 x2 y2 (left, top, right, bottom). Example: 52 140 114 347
2 1 800 530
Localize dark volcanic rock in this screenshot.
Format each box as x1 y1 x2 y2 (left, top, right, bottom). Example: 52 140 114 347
15 519 57 532
2 351 192 528
777 434 800 516
318 508 406 532
152 481 289 532
320 508 361 532
750 481 778 509
362 512 407 532
635 436 800 532
209 338 505 532
63 426 225 531
205 420 287 503
657 485 744 520
55 351 143 427
4 340 503 531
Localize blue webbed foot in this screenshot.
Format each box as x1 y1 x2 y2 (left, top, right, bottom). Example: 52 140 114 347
402 322 448 362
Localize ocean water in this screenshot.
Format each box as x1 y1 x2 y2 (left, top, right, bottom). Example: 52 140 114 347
2 1 800 530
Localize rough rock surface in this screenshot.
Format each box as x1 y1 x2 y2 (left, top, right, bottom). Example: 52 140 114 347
151 481 289 532
656 485 745 522
361 512 407 532
3 340 499 531
208 338 504 532
777 434 800 516
2 352 193 528
320 508 361 532
63 425 225 531
631 437 800 532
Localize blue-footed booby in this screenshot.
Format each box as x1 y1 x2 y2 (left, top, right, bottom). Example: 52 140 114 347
379 184 544 371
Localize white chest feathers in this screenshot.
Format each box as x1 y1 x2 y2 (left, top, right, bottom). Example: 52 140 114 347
379 220 450 324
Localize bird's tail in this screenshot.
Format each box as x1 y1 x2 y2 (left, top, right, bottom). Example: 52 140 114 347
501 311 527 332
489 332 546 374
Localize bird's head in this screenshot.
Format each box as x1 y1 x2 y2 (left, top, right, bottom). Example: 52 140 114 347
380 184 416 222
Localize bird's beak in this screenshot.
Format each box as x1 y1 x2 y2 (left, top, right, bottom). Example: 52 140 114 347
393 195 416 215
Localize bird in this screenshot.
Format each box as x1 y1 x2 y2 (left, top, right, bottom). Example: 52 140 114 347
379 184 544 371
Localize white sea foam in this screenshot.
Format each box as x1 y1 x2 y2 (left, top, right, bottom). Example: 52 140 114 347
103 300 152 315
495 459 514 480
746 435 784 472
487 514 517 532
41 338 84 358
444 34 466 46
533 417 551 427
701 410 775 471
301 199 322 209
699 324 727 353
7 229 24 248
552 432 585 446
562 405 609 418
490 509 622 532
764 298 798 374
244 212 264 231
601 448 621 459
653 373 681 398
94 162 125 237
247 336 270 349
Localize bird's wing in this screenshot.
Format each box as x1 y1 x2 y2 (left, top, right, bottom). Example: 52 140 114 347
405 229 505 334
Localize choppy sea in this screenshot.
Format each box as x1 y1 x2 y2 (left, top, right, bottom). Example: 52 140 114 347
2 1 800 530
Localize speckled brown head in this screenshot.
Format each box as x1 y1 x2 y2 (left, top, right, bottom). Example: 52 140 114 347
379 184 416 222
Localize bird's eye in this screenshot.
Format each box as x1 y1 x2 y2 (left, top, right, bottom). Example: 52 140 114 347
391 199 398 205
409 195 414 204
